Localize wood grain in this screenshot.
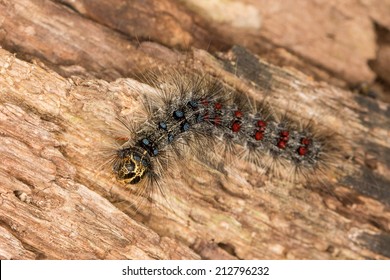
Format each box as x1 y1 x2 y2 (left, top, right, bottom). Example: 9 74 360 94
0 0 389 260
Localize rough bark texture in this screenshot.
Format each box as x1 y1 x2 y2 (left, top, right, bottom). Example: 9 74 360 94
0 0 389 260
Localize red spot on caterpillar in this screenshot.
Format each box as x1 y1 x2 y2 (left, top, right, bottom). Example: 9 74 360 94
201 99 209 106
234 110 243 118
254 131 264 141
232 121 241 132
301 138 310 146
204 113 209 120
280 130 289 142
257 120 266 127
298 146 308 156
280 131 289 138
277 140 287 149
257 120 267 132
215 103 222 110
213 116 221 126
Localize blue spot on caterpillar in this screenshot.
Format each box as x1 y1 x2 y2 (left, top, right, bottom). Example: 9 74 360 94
107 69 341 190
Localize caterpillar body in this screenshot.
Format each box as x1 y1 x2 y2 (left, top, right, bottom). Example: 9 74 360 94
105 69 340 196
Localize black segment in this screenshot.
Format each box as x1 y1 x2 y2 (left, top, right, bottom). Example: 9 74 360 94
159 121 168 130
139 138 159 157
187 100 199 109
181 122 190 132
173 109 185 120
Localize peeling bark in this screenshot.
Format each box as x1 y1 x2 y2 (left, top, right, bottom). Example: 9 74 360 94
0 0 389 259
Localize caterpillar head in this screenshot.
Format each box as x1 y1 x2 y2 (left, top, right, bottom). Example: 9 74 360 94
113 147 150 184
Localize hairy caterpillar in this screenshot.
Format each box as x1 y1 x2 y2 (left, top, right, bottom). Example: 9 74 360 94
101 68 343 209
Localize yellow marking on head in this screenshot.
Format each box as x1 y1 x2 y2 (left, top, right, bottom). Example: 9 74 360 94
117 152 149 185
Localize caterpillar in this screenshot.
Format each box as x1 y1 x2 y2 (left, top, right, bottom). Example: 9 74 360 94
102 68 342 206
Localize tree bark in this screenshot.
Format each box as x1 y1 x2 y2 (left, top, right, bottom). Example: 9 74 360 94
0 0 389 260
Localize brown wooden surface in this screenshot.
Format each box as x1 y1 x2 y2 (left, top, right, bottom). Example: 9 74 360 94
0 0 389 259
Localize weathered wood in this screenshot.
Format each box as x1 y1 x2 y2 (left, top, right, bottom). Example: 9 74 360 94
2 0 388 85
1 45 389 259
0 49 201 259
0 0 389 260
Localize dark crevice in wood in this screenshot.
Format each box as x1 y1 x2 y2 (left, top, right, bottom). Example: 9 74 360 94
358 232 390 258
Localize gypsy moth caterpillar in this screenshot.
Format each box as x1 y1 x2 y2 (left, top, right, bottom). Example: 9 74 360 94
98 65 349 214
